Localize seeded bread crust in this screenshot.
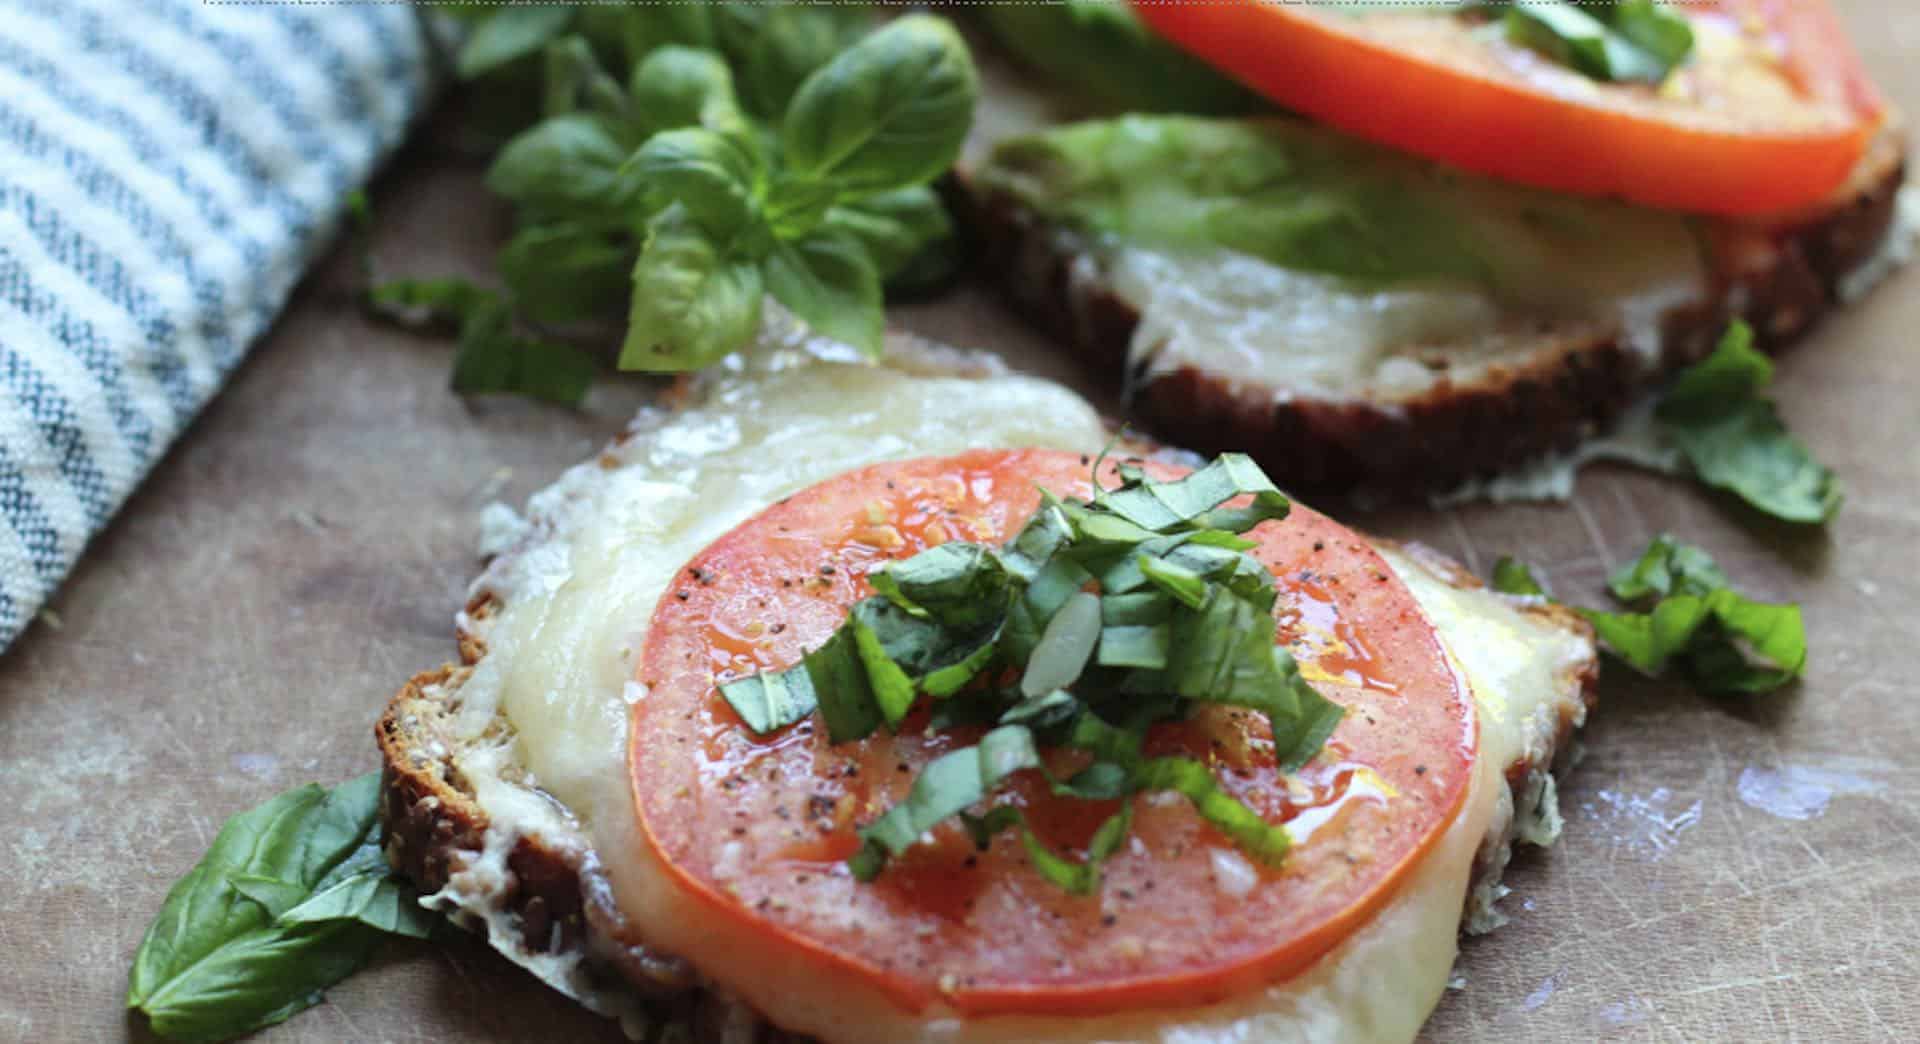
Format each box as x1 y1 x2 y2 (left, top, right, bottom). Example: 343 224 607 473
377 530 1597 1037
958 122 1907 495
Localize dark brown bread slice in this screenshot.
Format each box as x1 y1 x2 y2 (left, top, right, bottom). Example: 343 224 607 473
958 123 1907 496
377 537 1597 1037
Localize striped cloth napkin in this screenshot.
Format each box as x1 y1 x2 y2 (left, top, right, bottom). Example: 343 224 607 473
0 0 437 652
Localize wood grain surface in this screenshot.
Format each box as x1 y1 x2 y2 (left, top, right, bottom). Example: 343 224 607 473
3 3 1918 1041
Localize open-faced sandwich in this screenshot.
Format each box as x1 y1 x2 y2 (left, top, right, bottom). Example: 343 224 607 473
371 337 1597 1042
962 0 1908 492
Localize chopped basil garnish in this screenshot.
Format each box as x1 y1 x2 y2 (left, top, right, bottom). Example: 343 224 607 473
1463 0 1695 85
720 454 1342 890
1657 321 1842 525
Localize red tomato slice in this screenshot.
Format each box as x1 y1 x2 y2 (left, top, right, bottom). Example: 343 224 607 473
631 450 1475 1016
1130 0 1883 217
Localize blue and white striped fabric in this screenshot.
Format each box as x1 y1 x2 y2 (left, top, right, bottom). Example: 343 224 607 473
0 0 437 651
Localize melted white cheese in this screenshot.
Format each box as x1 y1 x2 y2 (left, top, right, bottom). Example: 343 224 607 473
441 345 1588 1043
1105 225 1704 405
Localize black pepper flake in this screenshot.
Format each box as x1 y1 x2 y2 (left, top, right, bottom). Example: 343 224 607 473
1313 540 1325 552
818 564 836 576
807 794 838 821
674 589 690 601
1079 454 1091 465
781 579 793 588
897 761 912 774
773 806 790 820
1101 914 1117 927
756 897 772 911
1414 765 1427 775
1116 888 1136 902
732 826 746 836
771 623 786 634
963 855 978 869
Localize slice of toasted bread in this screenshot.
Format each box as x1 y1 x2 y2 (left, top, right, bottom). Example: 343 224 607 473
375 347 1598 1038
956 85 1908 495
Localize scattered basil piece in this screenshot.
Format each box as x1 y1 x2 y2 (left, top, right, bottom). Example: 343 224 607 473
370 279 596 407
1491 557 1548 597
449 295 597 406
722 454 1342 891
1583 535 1807 694
128 774 437 1042
1493 537 1807 696
1656 321 1842 524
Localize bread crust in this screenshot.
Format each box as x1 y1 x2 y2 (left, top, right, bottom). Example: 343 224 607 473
960 123 1907 495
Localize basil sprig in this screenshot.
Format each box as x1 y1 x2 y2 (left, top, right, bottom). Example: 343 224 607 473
720 453 1343 894
1656 321 1842 525
127 774 436 1042
1462 1 1695 84
1494 537 1808 695
380 6 976 396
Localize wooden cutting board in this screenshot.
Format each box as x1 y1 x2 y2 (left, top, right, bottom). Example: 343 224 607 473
3 3 1917 1040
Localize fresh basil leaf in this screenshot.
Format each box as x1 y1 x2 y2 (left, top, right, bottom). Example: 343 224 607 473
1656 322 1841 524
1097 623 1170 670
764 229 883 356
818 185 955 283
630 45 747 135
781 14 977 195
450 297 596 406
1265 656 1347 774
715 1 875 120
1138 757 1291 864
1002 555 1093 665
620 204 765 372
626 127 764 239
1491 557 1547 597
128 774 428 1042
487 114 639 214
850 724 1042 880
541 35 631 125
979 0 1262 116
496 221 631 324
458 6 575 80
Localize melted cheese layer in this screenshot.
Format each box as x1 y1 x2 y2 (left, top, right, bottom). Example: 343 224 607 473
442 345 1581 1043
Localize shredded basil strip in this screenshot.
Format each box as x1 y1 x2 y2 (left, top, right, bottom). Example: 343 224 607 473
722 454 1344 891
